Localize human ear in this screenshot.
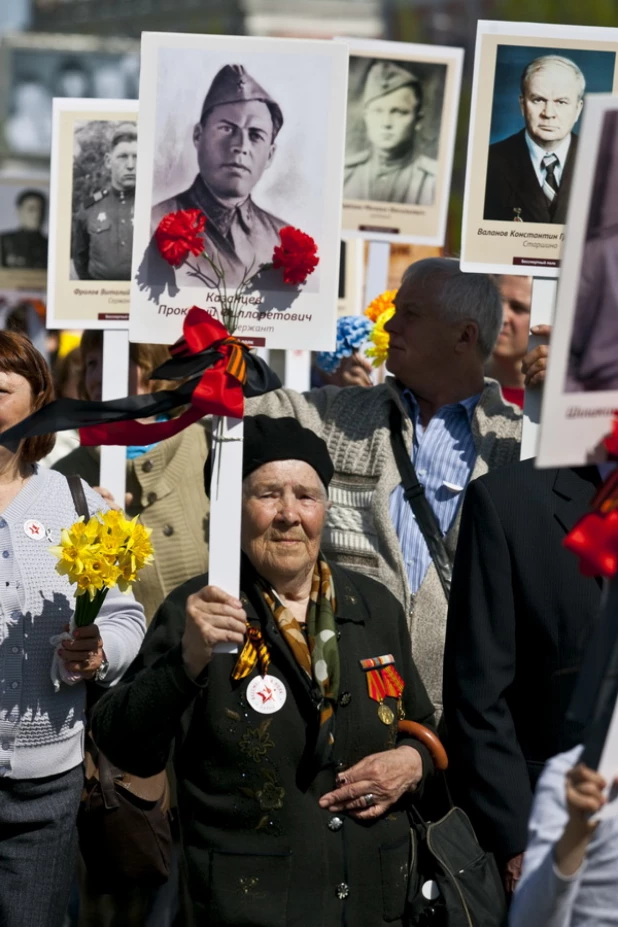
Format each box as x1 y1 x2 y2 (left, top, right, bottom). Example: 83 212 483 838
193 123 202 150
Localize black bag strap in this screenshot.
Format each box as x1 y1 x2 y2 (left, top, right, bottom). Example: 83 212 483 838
66 473 90 520
389 401 452 601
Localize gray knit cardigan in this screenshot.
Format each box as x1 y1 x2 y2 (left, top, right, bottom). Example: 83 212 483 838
0 466 146 779
248 377 522 713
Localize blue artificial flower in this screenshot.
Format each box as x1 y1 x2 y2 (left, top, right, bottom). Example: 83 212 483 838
316 316 373 373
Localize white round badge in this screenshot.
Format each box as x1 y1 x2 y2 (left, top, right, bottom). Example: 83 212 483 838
24 519 46 541
246 674 287 714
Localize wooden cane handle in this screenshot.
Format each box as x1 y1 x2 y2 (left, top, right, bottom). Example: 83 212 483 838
398 720 448 771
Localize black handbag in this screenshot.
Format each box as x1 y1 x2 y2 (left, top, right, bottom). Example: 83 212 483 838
407 802 507 927
65 474 173 890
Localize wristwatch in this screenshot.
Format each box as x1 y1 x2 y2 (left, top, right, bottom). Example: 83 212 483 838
94 650 109 683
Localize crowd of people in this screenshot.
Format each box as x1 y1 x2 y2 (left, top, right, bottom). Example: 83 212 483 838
0 256 609 927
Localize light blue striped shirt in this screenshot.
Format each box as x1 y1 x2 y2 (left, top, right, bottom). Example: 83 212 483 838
390 389 480 594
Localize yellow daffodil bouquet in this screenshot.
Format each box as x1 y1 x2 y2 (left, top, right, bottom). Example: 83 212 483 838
49 509 153 690
51 509 154 627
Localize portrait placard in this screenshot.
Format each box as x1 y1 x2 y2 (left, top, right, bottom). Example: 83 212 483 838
47 98 138 330
129 32 348 350
0 32 139 160
0 173 49 291
340 37 463 246
537 95 618 467
461 20 618 277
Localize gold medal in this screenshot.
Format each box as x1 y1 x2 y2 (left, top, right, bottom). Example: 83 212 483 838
378 702 395 725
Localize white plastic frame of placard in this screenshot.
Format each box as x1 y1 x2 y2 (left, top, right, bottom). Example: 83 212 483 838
284 350 311 392
99 330 129 508
210 416 244 654
520 278 556 461
364 241 391 307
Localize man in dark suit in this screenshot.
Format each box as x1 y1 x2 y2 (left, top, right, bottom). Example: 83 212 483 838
443 458 601 896
484 55 584 223
151 64 288 288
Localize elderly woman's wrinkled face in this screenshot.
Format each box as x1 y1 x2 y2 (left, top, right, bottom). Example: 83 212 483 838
241 459 328 586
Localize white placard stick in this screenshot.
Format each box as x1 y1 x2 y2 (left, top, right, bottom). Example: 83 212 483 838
210 415 244 655
520 277 556 461
284 350 311 392
364 240 390 307
350 239 366 315
100 329 129 508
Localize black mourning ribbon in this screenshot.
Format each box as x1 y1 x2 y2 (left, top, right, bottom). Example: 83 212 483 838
0 347 280 449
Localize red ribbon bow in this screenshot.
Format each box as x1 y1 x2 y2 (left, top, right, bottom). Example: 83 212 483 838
80 308 247 447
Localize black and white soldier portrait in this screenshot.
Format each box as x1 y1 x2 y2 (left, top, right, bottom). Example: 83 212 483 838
151 64 290 288
344 58 443 207
132 33 346 347
0 188 48 270
71 121 137 281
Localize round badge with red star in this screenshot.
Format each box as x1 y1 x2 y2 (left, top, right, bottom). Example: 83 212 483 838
24 519 46 541
246 675 287 714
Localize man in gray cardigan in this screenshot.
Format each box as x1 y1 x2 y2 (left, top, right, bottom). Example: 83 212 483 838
248 257 522 715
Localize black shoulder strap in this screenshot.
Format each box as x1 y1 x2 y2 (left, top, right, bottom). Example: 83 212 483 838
389 401 452 600
66 474 90 520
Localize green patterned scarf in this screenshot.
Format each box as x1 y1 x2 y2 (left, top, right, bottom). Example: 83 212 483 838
261 555 340 732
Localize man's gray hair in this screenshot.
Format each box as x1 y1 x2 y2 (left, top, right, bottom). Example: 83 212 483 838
520 55 586 102
401 257 502 359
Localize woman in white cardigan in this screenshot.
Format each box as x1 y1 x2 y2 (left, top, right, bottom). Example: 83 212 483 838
0 331 146 927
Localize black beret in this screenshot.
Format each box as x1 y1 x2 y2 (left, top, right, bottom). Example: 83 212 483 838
204 415 334 497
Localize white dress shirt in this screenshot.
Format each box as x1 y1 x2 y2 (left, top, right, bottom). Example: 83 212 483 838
525 131 572 189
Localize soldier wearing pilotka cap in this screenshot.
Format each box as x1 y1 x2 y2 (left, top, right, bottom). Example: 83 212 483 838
72 121 137 281
151 64 290 287
344 61 437 206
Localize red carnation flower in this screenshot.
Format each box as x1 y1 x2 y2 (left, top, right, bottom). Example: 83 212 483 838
272 226 319 286
155 209 206 267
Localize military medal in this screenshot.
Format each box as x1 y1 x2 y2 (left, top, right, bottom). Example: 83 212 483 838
246 674 287 715
360 654 405 725
377 702 395 725
513 208 523 222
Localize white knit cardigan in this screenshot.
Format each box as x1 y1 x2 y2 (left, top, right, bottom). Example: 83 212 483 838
0 467 146 779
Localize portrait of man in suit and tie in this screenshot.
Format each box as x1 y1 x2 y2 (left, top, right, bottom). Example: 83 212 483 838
484 54 584 224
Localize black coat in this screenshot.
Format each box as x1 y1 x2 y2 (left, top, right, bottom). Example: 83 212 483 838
92 559 435 927
443 459 601 865
483 129 578 223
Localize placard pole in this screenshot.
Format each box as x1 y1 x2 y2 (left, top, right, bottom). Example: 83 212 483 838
364 240 391 307
351 240 366 315
210 415 244 654
284 350 311 392
520 277 557 461
100 330 129 508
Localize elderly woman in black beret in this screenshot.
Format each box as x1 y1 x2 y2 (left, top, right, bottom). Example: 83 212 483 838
92 415 435 927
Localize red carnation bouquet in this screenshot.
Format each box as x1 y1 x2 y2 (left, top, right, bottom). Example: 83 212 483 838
154 208 319 334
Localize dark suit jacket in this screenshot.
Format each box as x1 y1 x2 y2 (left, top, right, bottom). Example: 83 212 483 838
443 459 601 865
92 558 435 927
484 129 578 223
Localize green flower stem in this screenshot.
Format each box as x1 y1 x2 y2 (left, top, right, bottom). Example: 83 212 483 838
74 586 109 627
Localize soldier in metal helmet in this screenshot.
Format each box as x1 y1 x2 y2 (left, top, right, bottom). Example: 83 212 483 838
151 64 289 287
344 60 437 207
0 190 48 270
72 121 137 281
